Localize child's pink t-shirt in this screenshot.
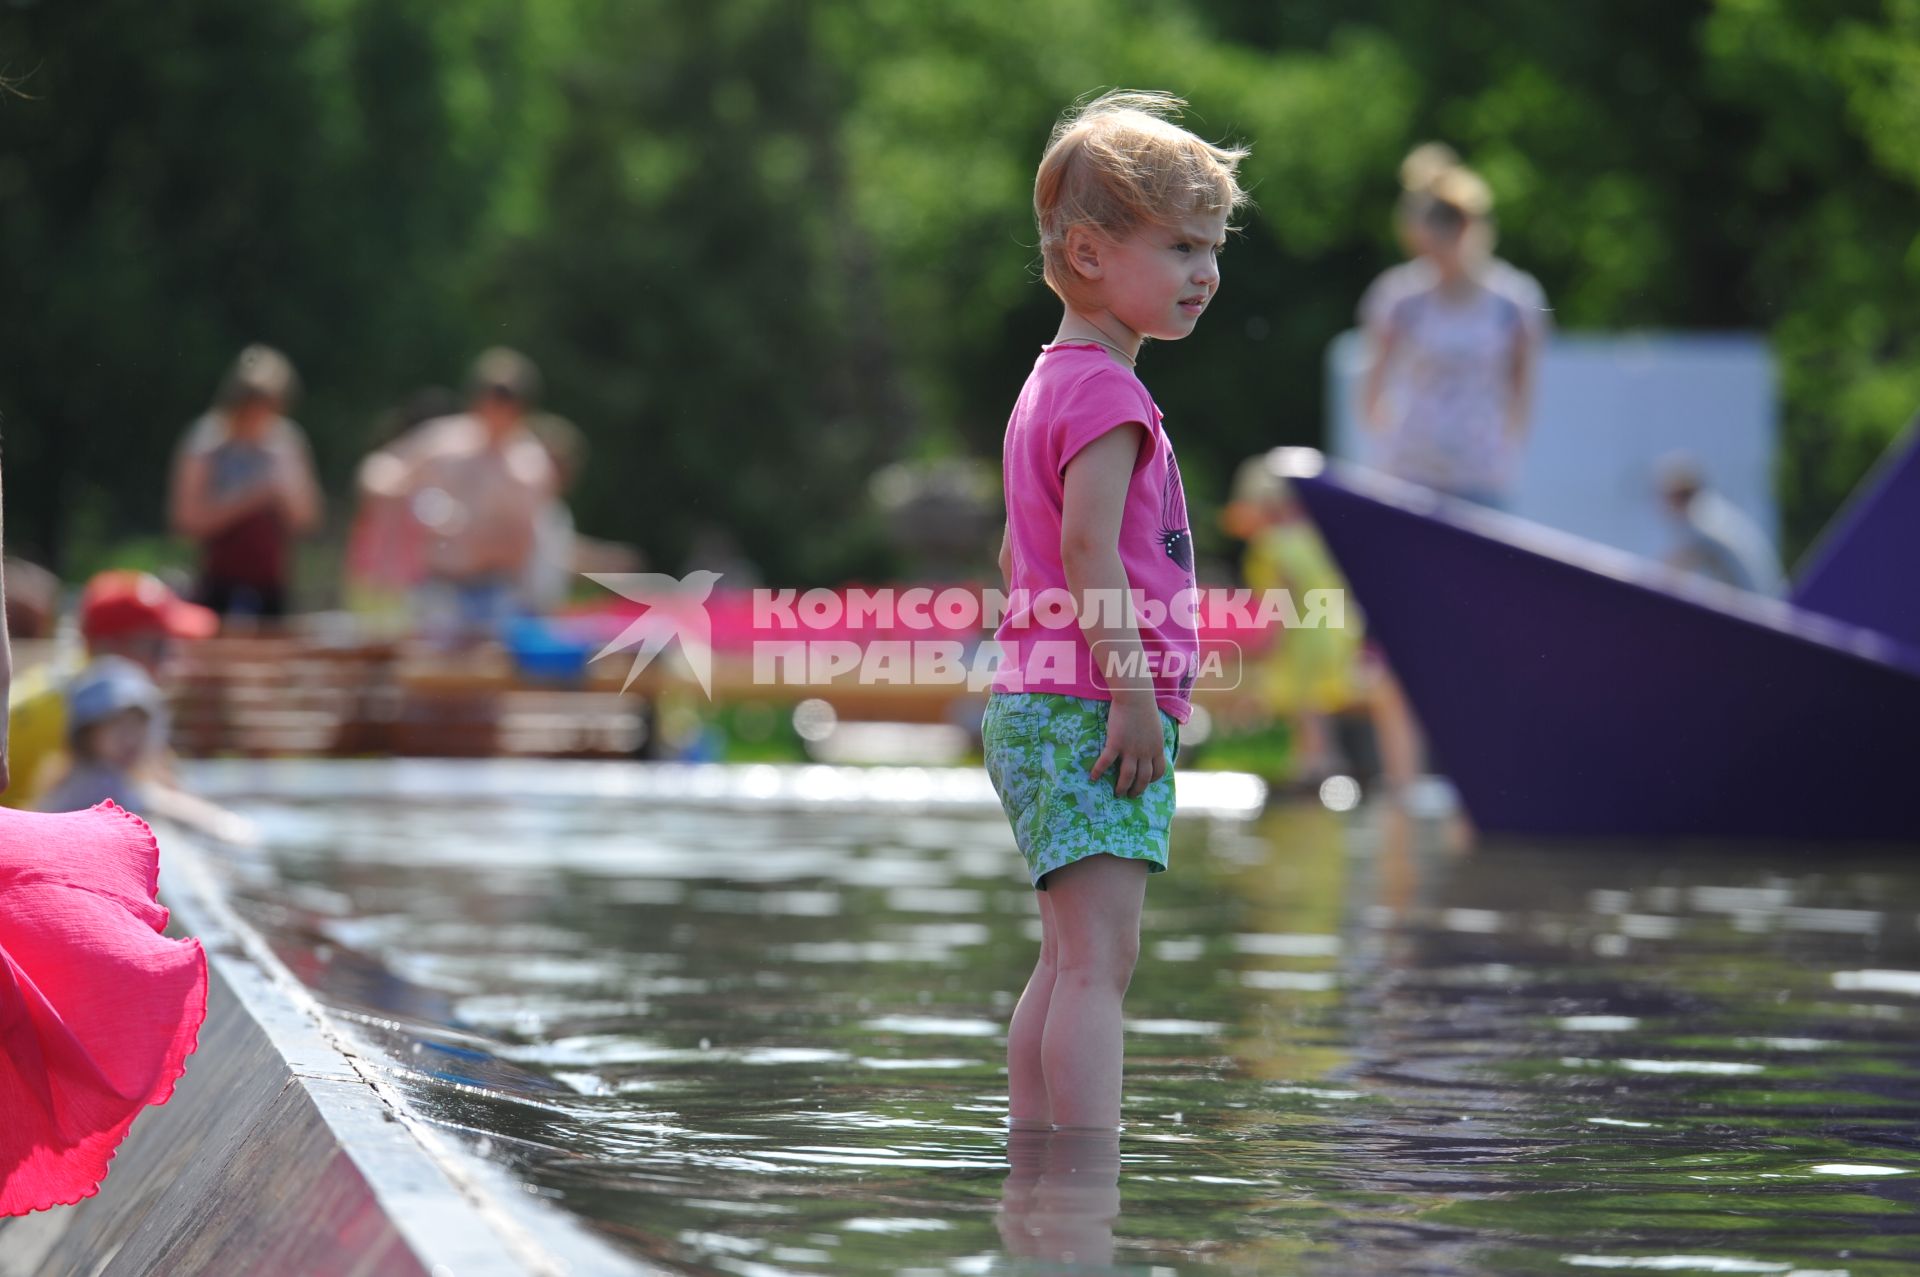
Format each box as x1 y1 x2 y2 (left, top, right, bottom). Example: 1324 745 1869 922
992 342 1198 723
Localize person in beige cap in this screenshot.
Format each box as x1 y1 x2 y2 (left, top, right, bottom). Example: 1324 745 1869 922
168 344 324 619
357 348 560 641
1221 449 1363 788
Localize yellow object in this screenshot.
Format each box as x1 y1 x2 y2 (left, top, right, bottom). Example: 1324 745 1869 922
1243 522 1363 716
4 654 80 809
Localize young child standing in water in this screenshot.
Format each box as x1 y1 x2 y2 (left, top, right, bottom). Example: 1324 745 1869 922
985 91 1246 1132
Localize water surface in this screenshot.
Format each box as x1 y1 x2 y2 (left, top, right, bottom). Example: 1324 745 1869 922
192 761 1920 1276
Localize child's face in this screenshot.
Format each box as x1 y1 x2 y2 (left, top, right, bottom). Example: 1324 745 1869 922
1086 211 1229 341
1396 214 1427 259
227 393 282 439
1422 217 1490 274
474 386 526 435
1424 221 1466 271
82 708 152 772
93 631 176 679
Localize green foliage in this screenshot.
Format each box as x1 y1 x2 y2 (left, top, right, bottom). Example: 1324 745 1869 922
0 0 551 564
2 0 1915 581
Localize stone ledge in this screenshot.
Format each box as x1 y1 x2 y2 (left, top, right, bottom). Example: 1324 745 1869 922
0 821 645 1277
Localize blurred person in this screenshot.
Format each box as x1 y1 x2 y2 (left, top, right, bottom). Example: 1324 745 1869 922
1655 452 1785 596
357 349 559 641
342 386 459 622
522 412 645 612
168 344 324 619
1222 449 1363 787
2 570 216 810
1354 147 1548 800
35 656 162 813
6 649 70 812
31 653 253 843
1359 148 1549 511
3 556 58 639
5 642 73 813
78 569 222 678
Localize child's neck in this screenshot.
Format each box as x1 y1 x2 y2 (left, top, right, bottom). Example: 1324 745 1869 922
1433 257 1485 296
1054 310 1142 366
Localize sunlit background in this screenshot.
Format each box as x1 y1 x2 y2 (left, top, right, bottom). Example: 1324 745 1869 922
4 4 1919 1273
3 0 1914 586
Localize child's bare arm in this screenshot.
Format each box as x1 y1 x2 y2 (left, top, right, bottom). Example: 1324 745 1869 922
169 448 277 538
1506 324 1539 442
1360 320 1399 433
140 781 261 847
273 428 326 533
1061 423 1165 798
357 418 447 500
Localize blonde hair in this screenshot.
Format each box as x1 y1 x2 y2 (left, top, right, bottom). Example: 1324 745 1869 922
1392 142 1496 261
1395 142 1494 223
1427 165 1493 220
1398 142 1460 195
1035 90 1249 307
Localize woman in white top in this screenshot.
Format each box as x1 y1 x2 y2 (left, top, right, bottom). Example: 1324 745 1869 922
1359 150 1549 511
1351 148 1550 811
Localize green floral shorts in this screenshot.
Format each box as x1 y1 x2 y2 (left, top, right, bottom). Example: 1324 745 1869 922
980 691 1181 890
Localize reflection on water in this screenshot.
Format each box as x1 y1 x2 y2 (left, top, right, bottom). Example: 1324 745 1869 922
1000 1128 1128 1274
199 762 1920 1276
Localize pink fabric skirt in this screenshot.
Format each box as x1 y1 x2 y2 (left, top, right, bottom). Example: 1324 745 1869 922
0 800 207 1215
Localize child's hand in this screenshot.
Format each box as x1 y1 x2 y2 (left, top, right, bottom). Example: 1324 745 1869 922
1090 695 1166 798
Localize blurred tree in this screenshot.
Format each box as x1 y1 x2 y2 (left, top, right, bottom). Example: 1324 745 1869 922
0 0 549 576
1702 0 1920 558
0 0 1914 584
0 0 329 567
486 0 912 585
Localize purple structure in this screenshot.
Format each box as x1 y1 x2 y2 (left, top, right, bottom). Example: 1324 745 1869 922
1790 419 1920 651
1288 452 1918 843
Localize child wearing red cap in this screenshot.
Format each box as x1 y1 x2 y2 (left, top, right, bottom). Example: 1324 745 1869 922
2 571 216 811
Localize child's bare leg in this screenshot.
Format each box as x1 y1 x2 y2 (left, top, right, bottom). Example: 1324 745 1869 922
1007 889 1058 1129
1039 854 1147 1130
1371 662 1424 792
1292 711 1336 782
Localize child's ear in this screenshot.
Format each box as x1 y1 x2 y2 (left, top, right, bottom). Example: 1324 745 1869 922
1065 226 1104 281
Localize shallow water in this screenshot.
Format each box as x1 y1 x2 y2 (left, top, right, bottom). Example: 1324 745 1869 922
195 761 1920 1276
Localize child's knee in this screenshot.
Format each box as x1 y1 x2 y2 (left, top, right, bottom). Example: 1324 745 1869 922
1057 932 1139 988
